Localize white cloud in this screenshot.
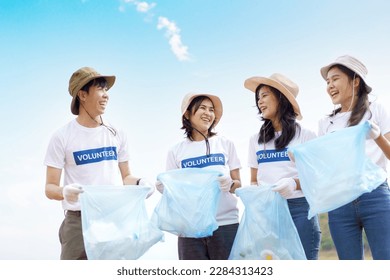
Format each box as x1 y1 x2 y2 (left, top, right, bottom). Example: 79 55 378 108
121 1 191 62
136 1 156 13
157 16 190 61
124 0 156 13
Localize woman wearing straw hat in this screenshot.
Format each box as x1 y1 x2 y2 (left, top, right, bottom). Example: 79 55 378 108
244 73 321 260
157 92 242 260
318 55 390 259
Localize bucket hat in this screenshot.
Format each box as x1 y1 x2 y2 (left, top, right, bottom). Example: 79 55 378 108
320 55 372 93
181 92 223 127
244 73 302 120
68 67 116 115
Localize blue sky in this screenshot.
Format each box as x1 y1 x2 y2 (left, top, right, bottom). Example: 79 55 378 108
1 0 390 260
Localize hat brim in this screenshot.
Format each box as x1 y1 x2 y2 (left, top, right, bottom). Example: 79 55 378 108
181 93 223 127
244 76 302 120
71 75 116 115
320 63 372 93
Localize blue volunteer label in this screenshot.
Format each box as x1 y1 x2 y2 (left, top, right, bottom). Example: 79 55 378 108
181 153 226 168
73 146 117 165
257 148 290 164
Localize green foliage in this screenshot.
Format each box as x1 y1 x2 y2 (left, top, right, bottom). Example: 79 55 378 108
319 213 334 251
319 213 372 259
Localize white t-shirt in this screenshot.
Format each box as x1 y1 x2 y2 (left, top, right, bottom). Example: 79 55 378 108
166 135 242 226
248 125 316 199
318 101 390 172
44 119 130 210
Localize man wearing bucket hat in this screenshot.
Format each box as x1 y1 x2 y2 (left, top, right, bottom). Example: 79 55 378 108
157 92 242 260
245 73 321 260
44 67 153 260
318 55 390 260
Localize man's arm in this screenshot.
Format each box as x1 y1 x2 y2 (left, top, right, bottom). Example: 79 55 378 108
119 161 140 185
45 166 63 200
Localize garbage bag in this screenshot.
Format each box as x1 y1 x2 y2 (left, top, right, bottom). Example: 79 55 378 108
80 185 164 260
288 121 387 219
152 168 222 238
229 185 306 260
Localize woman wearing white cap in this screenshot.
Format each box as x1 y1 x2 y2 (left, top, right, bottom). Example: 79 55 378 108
159 92 242 260
245 73 321 260
319 55 390 259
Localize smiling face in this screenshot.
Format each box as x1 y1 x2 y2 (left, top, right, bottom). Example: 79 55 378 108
186 97 215 138
326 66 359 111
257 85 279 122
83 84 109 116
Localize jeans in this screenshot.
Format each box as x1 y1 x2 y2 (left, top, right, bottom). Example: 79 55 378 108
178 223 239 260
288 197 321 260
329 181 390 260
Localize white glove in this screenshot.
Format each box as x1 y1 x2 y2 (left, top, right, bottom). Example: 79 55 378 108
272 178 297 198
155 181 164 194
218 175 233 192
62 184 83 204
367 120 381 140
138 178 155 198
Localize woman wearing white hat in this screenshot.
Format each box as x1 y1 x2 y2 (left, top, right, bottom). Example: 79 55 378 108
159 92 242 260
318 55 390 259
245 73 321 260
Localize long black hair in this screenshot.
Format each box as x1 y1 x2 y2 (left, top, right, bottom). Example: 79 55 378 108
255 84 300 150
327 65 371 126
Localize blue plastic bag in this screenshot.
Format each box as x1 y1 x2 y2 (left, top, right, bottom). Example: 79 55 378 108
288 121 387 219
80 185 164 260
229 185 306 260
152 168 222 238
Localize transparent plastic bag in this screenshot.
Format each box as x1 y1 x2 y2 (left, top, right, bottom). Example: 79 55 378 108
152 168 222 238
80 185 164 260
229 185 306 260
288 121 387 219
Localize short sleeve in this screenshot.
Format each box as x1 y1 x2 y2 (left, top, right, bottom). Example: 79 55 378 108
44 131 65 169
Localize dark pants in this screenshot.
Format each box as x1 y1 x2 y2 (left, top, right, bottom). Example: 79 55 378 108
59 210 87 260
178 223 239 260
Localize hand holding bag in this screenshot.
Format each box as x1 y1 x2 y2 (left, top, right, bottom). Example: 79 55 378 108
80 185 164 260
229 185 306 260
152 168 222 238
288 121 387 219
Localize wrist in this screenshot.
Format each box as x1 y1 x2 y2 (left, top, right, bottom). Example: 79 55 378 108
229 180 238 193
60 186 65 199
290 178 297 190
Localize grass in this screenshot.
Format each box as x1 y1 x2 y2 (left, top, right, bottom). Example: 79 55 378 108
318 213 372 260
319 249 372 260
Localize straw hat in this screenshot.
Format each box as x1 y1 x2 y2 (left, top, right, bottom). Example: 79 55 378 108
68 67 116 115
244 73 302 120
320 55 372 93
181 92 223 126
